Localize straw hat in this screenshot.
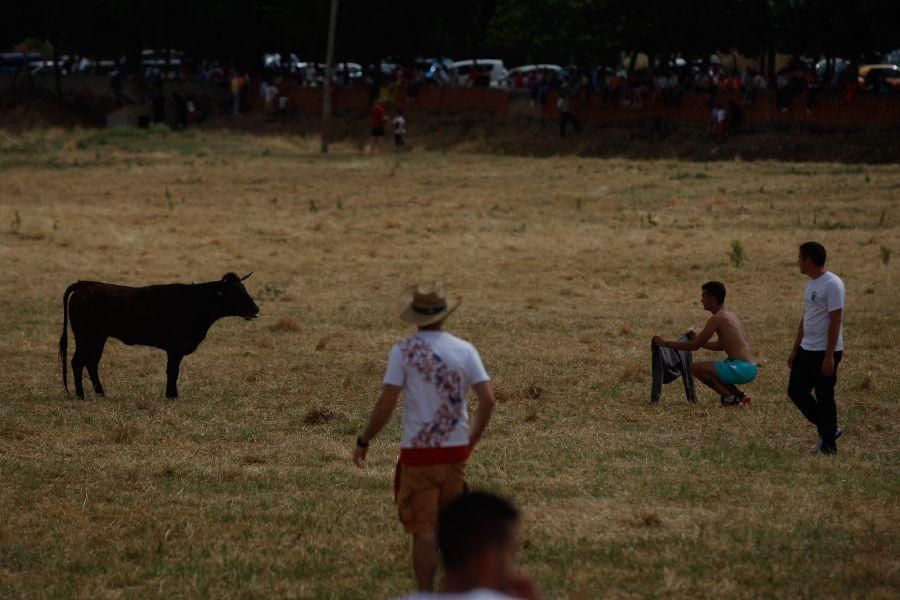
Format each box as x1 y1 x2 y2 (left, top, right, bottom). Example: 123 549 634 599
399 282 460 326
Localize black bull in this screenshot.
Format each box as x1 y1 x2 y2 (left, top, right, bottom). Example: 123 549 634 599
59 273 260 399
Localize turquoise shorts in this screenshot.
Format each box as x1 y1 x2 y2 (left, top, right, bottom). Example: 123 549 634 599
714 360 758 385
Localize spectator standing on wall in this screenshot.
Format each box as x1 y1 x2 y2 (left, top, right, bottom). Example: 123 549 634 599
436 65 450 86
558 88 582 137
466 62 479 87
230 71 245 115
775 69 790 111
741 68 756 105
728 99 743 134
262 80 278 118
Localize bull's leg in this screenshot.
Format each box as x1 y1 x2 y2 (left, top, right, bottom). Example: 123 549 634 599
71 350 86 400
86 337 107 396
165 352 183 399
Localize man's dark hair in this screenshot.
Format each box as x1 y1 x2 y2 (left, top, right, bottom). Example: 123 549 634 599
437 492 519 570
799 241 827 267
701 281 727 304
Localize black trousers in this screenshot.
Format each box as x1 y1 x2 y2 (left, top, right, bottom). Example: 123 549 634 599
559 112 581 137
788 348 842 451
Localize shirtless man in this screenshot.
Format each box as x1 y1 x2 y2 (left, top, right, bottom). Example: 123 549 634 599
653 281 757 406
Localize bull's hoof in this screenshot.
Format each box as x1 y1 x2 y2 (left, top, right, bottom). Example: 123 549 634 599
166 395 179 400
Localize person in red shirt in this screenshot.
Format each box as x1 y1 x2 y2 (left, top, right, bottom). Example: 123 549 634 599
514 70 524 90
467 64 479 87
369 100 387 154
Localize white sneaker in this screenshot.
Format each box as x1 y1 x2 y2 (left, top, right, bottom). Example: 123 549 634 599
810 427 843 454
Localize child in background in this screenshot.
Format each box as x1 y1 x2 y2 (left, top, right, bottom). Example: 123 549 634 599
710 104 727 141
393 109 407 147
715 105 728 141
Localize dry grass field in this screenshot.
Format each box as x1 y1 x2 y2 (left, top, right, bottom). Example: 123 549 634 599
0 127 898 599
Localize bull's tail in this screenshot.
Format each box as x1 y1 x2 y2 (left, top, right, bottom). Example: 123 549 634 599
60 283 78 394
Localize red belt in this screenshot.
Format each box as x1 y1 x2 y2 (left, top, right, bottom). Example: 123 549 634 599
398 445 471 466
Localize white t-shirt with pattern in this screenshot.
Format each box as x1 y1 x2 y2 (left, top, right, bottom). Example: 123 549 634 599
384 331 489 449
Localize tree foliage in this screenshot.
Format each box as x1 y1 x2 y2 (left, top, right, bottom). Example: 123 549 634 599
3 0 898 68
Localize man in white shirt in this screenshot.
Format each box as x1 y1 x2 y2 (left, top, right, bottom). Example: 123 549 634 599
354 282 497 592
395 492 541 600
788 242 846 455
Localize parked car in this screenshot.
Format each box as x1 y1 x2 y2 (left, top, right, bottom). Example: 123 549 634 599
451 59 508 87
815 58 850 81
264 52 312 74
141 49 183 68
415 56 454 78
74 57 118 75
141 49 185 78
0 52 42 74
503 64 562 89
508 64 563 77
317 61 362 83
380 61 399 76
858 64 900 90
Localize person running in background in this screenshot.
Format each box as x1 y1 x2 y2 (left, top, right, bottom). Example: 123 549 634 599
369 100 387 154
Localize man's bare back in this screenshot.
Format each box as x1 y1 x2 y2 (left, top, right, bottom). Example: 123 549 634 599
703 309 755 364
653 281 758 404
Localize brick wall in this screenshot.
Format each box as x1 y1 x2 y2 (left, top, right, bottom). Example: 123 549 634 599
266 83 509 116
4 72 899 128
543 89 900 128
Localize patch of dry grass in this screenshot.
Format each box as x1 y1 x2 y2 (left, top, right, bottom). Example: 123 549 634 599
0 128 898 598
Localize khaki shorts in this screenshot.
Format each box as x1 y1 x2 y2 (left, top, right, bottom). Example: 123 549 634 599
396 462 467 534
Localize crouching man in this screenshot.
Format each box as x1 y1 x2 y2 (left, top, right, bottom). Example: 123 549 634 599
653 281 757 406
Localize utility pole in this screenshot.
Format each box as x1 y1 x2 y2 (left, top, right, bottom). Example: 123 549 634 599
321 0 339 153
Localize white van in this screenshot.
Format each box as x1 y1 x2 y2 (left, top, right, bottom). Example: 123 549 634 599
451 59 508 87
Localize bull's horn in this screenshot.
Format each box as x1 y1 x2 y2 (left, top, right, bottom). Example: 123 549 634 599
240 272 253 281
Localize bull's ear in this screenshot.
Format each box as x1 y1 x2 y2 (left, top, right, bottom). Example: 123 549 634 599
240 272 253 281
222 273 239 282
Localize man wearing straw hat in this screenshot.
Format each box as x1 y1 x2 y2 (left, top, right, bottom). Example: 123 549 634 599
353 282 497 592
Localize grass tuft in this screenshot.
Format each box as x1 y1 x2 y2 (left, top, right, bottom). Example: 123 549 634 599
728 239 745 268
268 316 300 332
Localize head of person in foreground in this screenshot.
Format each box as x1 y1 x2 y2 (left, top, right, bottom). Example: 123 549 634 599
437 491 540 599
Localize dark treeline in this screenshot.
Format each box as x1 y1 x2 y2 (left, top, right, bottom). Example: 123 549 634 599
3 0 899 69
